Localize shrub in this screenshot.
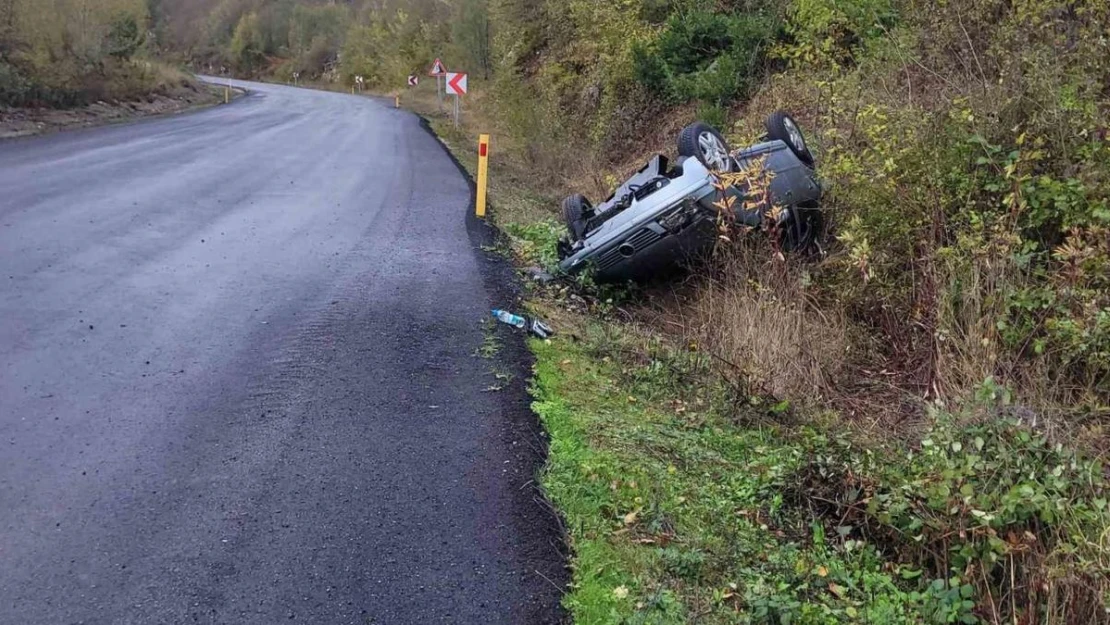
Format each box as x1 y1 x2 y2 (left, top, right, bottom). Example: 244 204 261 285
741 0 1110 412
633 8 781 106
229 12 265 73
106 13 144 60
0 0 155 108
0 59 30 105
784 0 896 64
796 412 1110 622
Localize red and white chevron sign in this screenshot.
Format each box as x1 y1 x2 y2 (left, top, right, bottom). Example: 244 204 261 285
407 75 418 87
446 72 467 96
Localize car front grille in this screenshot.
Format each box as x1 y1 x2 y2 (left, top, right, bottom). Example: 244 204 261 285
627 227 662 248
595 227 663 271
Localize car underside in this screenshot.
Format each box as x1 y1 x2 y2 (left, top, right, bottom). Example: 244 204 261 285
557 112 825 282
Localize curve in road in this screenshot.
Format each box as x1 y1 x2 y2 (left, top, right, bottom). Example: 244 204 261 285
0 79 566 624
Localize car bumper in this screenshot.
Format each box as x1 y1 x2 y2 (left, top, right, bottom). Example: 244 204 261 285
559 203 718 281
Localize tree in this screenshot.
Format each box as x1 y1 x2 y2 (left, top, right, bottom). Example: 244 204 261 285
452 0 491 79
230 11 264 72
106 13 144 59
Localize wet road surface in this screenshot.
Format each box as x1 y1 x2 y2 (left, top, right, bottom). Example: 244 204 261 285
0 79 565 624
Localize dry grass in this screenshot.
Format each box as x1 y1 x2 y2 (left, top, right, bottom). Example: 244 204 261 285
656 245 849 411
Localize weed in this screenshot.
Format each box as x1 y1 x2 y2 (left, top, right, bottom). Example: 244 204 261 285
475 318 501 359
678 246 849 412
503 221 563 270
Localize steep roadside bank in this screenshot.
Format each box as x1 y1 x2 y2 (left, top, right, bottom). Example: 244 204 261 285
405 87 1110 624
0 80 226 140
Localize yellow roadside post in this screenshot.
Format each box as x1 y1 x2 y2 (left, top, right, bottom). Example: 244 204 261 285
395 94 400 109
476 135 490 218
224 85 230 104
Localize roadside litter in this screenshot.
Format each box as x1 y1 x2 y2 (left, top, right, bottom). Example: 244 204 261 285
492 309 554 339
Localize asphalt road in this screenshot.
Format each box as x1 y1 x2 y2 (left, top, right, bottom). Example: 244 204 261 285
0 79 565 624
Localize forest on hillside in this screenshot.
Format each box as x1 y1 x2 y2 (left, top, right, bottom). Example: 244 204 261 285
0 0 197 107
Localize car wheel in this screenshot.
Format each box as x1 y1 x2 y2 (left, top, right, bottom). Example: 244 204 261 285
562 194 592 241
782 204 824 254
765 111 815 166
678 122 734 173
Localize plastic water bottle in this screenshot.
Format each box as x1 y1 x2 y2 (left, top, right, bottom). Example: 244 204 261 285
492 309 526 329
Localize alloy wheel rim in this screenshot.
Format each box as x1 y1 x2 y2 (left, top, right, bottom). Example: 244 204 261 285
698 132 730 172
783 117 806 153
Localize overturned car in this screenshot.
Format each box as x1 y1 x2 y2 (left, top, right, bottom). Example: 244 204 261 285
556 112 824 281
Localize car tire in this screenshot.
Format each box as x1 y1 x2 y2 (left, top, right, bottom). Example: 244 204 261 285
562 194 592 241
765 111 815 166
781 204 824 254
678 122 734 173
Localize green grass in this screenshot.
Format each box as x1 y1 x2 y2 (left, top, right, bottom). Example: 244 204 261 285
531 323 918 623
530 318 1110 624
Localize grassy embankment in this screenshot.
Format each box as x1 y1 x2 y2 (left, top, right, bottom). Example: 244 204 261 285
399 43 1110 625
0 0 222 137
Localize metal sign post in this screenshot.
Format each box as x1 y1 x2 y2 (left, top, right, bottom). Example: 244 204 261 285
446 72 467 128
429 58 446 111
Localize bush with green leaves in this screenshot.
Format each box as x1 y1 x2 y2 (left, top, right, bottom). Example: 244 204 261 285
782 0 896 64
766 0 1110 408
0 0 164 107
794 409 1110 622
106 14 144 60
633 9 780 106
229 12 265 73
0 59 31 105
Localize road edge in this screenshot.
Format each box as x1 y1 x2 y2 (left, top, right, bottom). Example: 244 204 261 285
414 115 572 622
